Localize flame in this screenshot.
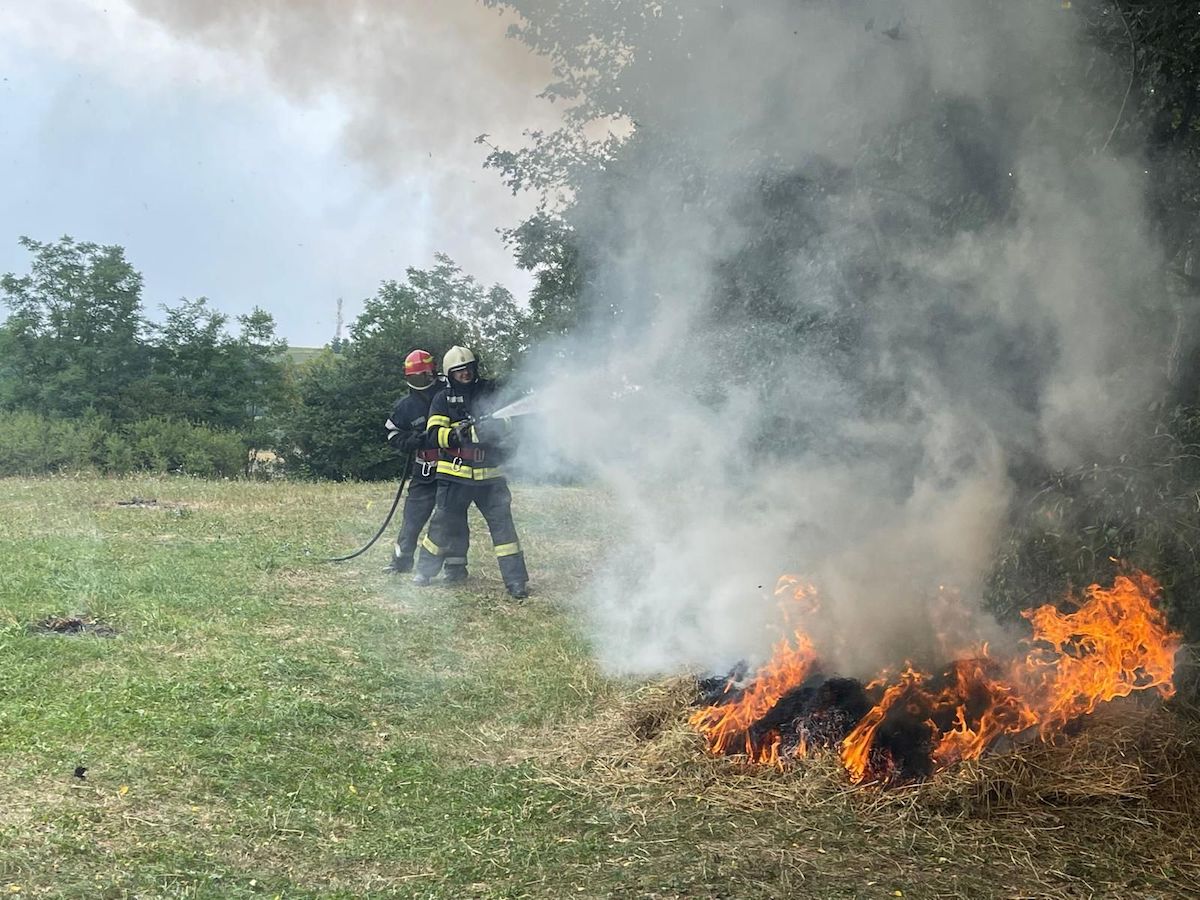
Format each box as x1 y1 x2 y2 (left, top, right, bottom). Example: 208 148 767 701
840 666 925 783
928 654 1037 768
689 628 818 762
692 570 1181 784
689 577 820 763
840 570 1180 783
1020 571 1179 734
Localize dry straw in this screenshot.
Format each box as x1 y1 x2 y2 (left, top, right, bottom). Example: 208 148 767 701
530 676 1200 894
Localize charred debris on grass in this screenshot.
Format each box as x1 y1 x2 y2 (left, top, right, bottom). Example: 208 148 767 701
113 497 192 516
31 615 118 638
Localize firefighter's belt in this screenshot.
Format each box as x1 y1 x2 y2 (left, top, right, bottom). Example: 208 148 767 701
437 460 503 481
448 447 486 462
416 448 439 461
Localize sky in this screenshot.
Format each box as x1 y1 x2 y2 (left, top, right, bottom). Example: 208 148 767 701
0 0 555 347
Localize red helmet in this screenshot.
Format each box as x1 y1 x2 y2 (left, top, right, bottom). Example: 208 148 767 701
403 349 436 390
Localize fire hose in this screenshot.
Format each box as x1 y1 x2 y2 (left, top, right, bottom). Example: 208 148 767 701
324 454 413 563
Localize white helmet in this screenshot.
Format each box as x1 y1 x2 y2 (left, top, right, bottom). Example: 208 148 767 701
442 345 476 375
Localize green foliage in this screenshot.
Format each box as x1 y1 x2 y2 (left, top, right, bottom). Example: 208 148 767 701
140 299 291 446
2 239 527 482
0 236 149 421
0 410 246 477
350 253 529 371
276 351 391 481
121 417 247 478
0 410 104 475
1 237 291 472
502 212 587 340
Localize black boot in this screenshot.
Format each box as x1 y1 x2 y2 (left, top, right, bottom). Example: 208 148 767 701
384 554 413 574
442 566 468 584
506 581 529 600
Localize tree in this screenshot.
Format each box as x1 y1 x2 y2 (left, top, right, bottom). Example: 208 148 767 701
502 212 587 341
140 299 289 442
0 236 291 474
233 307 292 456
0 236 149 420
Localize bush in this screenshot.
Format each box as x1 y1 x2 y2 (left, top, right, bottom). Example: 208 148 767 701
0 412 246 477
0 411 98 474
123 418 246 477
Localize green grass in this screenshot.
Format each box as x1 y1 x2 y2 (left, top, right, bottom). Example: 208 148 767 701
0 477 1196 898
282 347 328 366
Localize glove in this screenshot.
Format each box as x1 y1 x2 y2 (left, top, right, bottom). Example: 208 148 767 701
450 420 474 447
473 418 507 444
388 431 422 453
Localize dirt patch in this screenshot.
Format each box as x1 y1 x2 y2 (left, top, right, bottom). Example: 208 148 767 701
31 614 118 638
113 497 193 512
115 496 161 508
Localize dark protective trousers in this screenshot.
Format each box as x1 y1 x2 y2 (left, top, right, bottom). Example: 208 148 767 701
415 479 529 586
392 478 439 564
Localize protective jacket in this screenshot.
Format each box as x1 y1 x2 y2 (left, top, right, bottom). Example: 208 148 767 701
386 388 440 482
416 376 528 593
425 378 514 483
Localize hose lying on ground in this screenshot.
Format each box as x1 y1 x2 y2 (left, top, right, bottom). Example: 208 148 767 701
324 457 412 563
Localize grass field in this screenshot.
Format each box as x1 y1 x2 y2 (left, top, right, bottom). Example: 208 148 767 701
1 476 1198 899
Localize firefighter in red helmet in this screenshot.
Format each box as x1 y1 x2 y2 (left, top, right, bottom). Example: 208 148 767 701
382 349 443 573
412 345 529 598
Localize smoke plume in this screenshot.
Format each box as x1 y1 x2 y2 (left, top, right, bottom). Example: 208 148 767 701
126 0 560 287
509 0 1174 677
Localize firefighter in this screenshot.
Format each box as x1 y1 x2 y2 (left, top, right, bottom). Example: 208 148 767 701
412 345 529 599
382 349 444 574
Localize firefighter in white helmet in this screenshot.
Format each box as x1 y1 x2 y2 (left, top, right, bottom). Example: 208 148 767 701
412 345 529 598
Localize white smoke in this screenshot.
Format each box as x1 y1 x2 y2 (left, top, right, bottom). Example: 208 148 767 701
510 0 1171 678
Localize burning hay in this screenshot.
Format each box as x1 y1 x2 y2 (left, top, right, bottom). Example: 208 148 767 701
513 630 1196 898
690 570 1182 785
533 661 1200 896
521 571 1199 894
541 571 1187 800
